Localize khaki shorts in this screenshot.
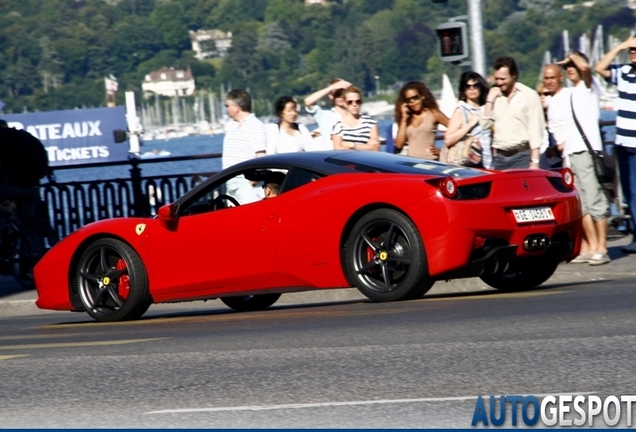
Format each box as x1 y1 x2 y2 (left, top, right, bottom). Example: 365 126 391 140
569 151 609 221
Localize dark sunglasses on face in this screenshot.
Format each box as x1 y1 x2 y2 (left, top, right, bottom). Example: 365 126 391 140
540 91 550 96
404 94 421 103
346 99 362 106
465 83 480 90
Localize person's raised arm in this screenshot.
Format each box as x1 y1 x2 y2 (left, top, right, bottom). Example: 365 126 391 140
304 79 351 109
558 52 592 88
394 103 410 149
595 36 636 79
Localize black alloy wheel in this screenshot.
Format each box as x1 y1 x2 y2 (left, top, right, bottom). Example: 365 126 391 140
76 238 151 322
221 293 281 312
345 209 433 301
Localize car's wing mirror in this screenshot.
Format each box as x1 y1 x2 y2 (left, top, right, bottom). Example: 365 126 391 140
157 203 178 230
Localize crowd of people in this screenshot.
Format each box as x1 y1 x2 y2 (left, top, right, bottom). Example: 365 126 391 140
221 38 636 267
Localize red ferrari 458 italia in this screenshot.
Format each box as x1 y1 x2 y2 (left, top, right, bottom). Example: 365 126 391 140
35 151 582 322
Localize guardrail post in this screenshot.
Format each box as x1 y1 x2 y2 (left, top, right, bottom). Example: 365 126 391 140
129 158 150 216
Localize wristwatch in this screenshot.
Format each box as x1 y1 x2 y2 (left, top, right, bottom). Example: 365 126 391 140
531 158 540 164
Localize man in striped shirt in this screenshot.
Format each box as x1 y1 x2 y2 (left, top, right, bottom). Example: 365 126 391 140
595 36 636 253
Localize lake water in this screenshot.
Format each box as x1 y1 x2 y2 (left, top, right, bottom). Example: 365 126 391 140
50 113 617 184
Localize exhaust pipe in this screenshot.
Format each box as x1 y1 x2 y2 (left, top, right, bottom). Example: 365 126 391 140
523 234 551 251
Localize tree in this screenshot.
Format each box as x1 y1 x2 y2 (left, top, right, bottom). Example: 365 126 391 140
37 37 64 93
149 1 189 51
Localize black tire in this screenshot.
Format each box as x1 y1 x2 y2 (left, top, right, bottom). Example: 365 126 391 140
344 209 434 302
221 293 281 312
76 238 151 322
479 258 559 292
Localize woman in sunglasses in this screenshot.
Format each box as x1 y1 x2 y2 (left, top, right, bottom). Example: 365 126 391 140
332 86 380 151
444 71 492 168
394 81 449 159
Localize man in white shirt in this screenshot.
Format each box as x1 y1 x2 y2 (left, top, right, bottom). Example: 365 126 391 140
222 89 266 204
303 78 351 150
554 52 610 265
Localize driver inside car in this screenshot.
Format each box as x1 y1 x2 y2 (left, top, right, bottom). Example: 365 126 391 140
261 171 285 199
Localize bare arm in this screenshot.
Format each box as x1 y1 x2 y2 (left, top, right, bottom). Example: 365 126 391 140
355 124 380 151
304 79 351 109
435 109 450 128
559 52 592 88
594 36 636 78
394 103 410 149
444 108 478 147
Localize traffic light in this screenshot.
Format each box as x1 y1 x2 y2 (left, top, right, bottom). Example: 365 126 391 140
436 21 469 63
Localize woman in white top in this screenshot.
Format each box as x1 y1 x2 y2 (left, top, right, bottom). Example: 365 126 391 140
266 96 313 154
332 86 380 151
444 71 493 168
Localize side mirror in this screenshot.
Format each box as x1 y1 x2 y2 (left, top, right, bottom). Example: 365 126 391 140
157 203 177 230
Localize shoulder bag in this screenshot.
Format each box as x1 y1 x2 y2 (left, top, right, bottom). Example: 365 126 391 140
570 96 615 186
440 106 482 167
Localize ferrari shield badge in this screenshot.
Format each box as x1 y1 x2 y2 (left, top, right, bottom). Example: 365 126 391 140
135 224 146 235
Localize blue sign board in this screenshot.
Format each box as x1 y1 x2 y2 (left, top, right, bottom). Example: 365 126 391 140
1 106 129 167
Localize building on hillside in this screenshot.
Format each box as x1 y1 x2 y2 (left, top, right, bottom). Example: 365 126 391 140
189 29 232 59
142 67 195 98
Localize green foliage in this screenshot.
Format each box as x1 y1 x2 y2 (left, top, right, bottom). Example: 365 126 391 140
0 0 634 113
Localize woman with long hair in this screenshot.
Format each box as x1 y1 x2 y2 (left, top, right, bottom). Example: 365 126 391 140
332 86 380 151
266 96 313 154
394 81 449 159
443 71 493 168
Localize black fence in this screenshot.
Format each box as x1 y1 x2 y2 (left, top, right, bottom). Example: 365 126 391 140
42 153 221 239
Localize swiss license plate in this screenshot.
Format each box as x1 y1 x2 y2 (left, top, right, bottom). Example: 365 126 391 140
512 207 555 223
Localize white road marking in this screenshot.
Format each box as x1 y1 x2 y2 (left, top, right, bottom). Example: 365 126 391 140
145 392 595 415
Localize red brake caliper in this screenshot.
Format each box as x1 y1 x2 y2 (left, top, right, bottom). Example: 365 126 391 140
115 258 130 300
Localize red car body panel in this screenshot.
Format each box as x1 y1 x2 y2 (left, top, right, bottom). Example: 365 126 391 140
34 152 582 313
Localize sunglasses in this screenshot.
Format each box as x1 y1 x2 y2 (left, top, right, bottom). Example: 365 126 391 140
465 83 480 90
404 94 422 103
346 99 362 106
540 91 550 96
332 89 344 98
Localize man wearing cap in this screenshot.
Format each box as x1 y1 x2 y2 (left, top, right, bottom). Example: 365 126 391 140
595 35 636 254
554 52 610 266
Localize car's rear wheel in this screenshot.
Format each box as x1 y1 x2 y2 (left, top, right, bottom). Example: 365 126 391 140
76 238 151 322
344 209 433 301
221 293 281 312
479 257 559 292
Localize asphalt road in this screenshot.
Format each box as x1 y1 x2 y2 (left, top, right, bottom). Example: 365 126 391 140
1 274 636 428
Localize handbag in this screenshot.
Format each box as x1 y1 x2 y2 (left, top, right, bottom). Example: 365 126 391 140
570 97 615 185
440 106 482 167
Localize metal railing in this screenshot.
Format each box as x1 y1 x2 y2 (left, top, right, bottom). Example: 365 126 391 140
42 153 221 239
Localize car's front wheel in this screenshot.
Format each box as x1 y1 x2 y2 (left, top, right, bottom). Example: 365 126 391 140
221 293 281 312
76 238 151 322
344 209 433 302
479 257 559 292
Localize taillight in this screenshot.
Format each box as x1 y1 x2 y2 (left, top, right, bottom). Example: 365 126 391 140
439 177 458 198
560 167 574 189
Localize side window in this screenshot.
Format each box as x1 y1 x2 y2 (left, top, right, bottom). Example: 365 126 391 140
280 168 323 194
178 168 290 215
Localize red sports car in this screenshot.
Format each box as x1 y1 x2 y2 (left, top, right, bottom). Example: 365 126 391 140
35 151 582 322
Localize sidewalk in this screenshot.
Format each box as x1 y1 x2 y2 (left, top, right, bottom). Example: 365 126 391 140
1 234 634 318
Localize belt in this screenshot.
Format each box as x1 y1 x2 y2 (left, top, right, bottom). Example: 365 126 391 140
492 142 530 157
